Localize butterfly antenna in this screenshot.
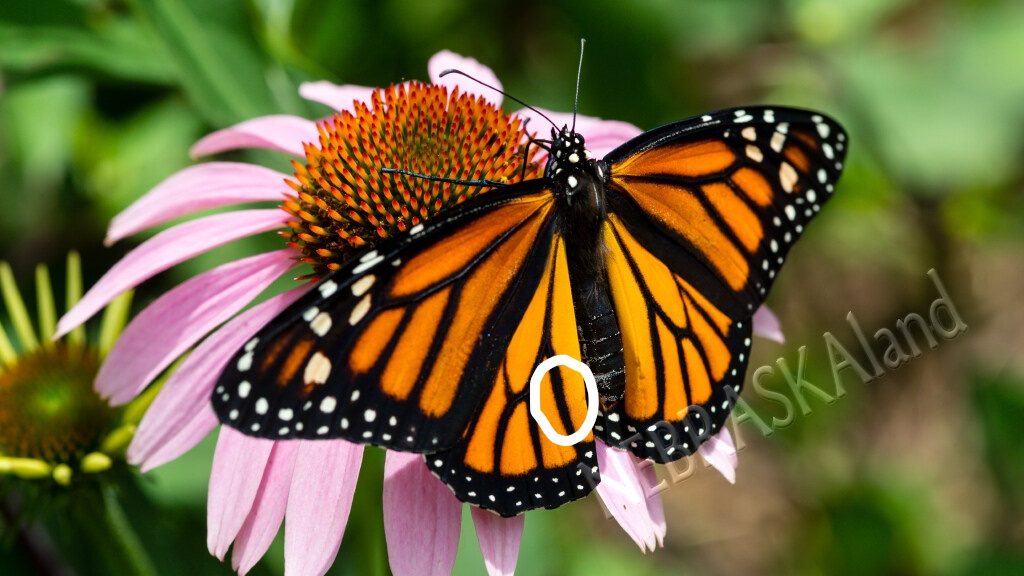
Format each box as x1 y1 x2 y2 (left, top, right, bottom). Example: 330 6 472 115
439 69 559 131
572 38 586 133
381 167 508 188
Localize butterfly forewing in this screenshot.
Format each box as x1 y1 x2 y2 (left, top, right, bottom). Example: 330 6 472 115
596 106 845 461
212 182 560 453
605 106 847 315
427 236 599 516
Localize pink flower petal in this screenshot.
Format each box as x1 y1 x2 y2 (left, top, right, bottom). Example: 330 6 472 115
753 304 785 343
699 427 738 484
284 440 364 576
299 81 376 113
514 107 643 158
128 287 307 471
471 508 524 576
428 50 503 107
207 427 275 560
383 452 462 576
98 249 294 405
106 162 288 245
594 440 659 552
54 208 287 339
190 115 317 158
232 441 300 576
638 462 666 547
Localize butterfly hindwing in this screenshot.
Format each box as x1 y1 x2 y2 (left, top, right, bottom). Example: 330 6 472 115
212 182 561 453
596 214 752 462
427 236 598 516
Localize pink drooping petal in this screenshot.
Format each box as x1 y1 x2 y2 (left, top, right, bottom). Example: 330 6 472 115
106 162 288 245
428 50 503 107
594 440 660 552
284 440 364 576
471 508 524 576
97 249 294 405
513 107 643 158
128 287 307 471
638 462 667 547
232 441 300 576
753 304 785 343
207 427 275 560
54 208 287 339
299 81 376 113
383 452 462 576
190 115 317 158
698 427 738 484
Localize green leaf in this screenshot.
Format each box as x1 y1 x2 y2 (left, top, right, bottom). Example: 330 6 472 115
0 19 176 84
126 0 285 126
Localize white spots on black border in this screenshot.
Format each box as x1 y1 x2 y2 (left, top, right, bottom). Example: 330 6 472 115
352 253 384 275
320 396 337 413
318 279 338 298
734 109 753 123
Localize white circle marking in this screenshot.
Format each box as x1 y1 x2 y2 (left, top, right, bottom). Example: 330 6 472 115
528 355 598 447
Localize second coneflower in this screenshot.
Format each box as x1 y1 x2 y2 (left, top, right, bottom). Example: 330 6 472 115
55 51 778 575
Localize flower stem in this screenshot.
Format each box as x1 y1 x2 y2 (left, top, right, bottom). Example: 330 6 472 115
96 484 158 576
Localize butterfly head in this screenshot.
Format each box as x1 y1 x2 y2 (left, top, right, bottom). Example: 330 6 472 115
545 126 589 179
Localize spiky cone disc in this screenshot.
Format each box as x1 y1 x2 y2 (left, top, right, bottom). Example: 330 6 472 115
283 81 543 277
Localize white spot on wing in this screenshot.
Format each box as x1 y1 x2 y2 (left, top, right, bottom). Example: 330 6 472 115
779 162 798 193
349 295 371 325
304 351 331 385
318 280 338 298
350 274 375 297
352 255 384 275
310 312 332 336
320 396 337 413
745 145 763 162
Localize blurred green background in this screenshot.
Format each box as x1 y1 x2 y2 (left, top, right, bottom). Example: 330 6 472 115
2 0 1023 574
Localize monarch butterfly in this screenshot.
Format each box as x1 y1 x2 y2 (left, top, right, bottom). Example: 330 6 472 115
212 84 847 517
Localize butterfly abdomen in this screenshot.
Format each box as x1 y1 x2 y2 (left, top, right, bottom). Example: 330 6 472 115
569 267 625 403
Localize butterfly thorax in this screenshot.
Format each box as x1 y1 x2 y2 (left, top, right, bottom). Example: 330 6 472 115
546 128 626 403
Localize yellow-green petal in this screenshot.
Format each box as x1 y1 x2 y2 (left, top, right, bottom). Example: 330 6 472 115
100 424 137 456
53 463 73 486
0 262 39 350
99 291 133 356
66 252 85 345
81 452 113 474
35 264 58 345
